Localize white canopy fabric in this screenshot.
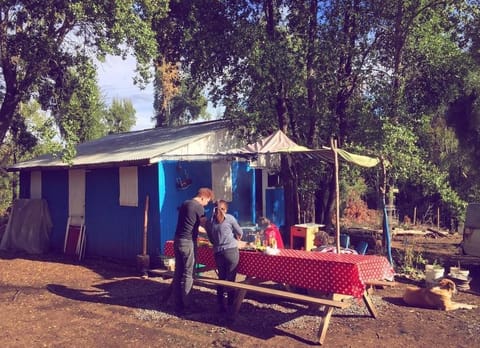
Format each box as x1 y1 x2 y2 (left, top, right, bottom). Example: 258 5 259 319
228 130 380 168
234 130 311 154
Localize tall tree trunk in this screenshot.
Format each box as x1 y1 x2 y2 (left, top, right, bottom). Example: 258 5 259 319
306 0 318 146
0 62 21 144
389 1 406 123
335 0 358 143
323 169 336 229
0 96 18 145
264 0 298 230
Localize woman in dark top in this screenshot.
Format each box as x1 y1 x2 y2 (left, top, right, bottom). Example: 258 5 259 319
206 200 243 313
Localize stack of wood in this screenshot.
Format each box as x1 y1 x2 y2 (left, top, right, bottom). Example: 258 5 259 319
424 228 450 239
390 227 450 239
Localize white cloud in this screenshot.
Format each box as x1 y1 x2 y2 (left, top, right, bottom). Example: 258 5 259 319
97 55 155 131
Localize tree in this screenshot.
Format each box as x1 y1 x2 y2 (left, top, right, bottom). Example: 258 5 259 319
0 0 163 146
151 0 234 127
153 62 211 127
368 0 480 223
105 98 136 133
52 61 107 143
149 0 480 229
0 100 62 212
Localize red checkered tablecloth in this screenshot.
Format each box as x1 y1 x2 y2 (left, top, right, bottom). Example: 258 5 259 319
164 241 394 298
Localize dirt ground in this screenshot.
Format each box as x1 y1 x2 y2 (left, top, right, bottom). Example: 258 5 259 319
1 234 479 348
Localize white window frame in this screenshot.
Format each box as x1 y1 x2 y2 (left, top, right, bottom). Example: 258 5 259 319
30 170 42 199
212 160 232 202
119 166 138 207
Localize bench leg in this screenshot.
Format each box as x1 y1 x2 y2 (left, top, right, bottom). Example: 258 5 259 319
317 306 334 345
231 288 247 317
362 291 378 318
306 289 329 311
230 276 262 317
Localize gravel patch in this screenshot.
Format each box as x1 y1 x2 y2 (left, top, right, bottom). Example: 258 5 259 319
134 277 390 329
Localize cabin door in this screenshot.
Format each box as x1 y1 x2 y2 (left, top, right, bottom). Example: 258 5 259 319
68 169 86 225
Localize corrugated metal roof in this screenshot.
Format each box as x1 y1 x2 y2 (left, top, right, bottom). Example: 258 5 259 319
9 120 233 171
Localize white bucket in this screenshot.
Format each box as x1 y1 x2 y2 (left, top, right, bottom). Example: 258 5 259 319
425 266 444 287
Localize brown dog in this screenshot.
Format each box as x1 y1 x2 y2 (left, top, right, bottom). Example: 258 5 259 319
403 278 477 311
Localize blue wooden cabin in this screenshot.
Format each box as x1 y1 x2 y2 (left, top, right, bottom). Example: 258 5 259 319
8 120 285 262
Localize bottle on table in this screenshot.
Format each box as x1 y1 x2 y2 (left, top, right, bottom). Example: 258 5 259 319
271 237 277 249
255 233 261 248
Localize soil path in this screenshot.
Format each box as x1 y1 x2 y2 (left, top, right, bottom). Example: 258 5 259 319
1 235 479 347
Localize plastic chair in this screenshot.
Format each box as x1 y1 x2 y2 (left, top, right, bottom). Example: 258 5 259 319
355 240 369 255
340 234 350 249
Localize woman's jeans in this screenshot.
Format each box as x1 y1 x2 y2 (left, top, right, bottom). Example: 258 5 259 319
214 247 239 307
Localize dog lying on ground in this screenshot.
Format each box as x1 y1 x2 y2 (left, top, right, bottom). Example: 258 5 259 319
402 278 477 311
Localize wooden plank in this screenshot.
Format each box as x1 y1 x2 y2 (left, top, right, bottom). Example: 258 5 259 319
64 225 82 256
195 276 349 309
149 269 175 278
151 271 350 309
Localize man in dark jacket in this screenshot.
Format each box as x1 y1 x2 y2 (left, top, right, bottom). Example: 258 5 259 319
173 187 214 314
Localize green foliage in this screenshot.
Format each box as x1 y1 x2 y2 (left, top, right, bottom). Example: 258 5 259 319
52 61 107 145
397 239 427 278
0 0 164 146
153 70 209 127
105 98 136 133
3 0 480 231
0 100 62 213
147 0 480 227
379 120 466 224
19 101 62 160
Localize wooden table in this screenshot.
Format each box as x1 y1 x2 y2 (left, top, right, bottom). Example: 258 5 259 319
163 241 395 344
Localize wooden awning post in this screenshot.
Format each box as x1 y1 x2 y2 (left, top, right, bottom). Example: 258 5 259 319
143 195 149 256
331 138 341 254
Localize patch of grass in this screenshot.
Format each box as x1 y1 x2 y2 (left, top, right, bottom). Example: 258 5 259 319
395 238 427 279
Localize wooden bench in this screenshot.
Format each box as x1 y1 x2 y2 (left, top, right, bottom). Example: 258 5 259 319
195 276 349 309
151 269 350 345
196 276 350 345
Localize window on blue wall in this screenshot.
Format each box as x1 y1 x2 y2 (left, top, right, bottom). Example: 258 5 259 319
119 167 138 206
30 170 42 198
212 160 232 201
267 173 281 188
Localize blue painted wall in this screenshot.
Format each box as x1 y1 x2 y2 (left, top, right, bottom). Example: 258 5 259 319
20 170 78 254
158 160 216 253
156 161 255 253
16 159 260 261
228 162 255 225
84 166 160 261
266 187 285 229
139 165 161 256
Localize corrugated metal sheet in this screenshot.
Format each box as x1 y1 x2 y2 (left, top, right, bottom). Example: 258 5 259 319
9 120 235 171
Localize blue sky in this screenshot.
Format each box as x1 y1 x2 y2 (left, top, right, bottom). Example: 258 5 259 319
97 55 223 131
97 55 155 131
